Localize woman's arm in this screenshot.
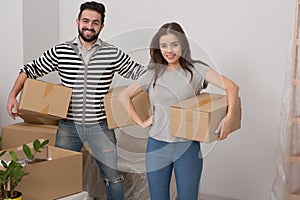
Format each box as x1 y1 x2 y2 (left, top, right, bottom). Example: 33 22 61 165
7 72 28 119
205 68 240 140
118 82 153 128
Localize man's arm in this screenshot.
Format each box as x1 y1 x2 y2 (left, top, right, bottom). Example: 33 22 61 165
114 48 146 80
7 72 28 119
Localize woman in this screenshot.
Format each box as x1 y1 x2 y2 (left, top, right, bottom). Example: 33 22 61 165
118 22 239 200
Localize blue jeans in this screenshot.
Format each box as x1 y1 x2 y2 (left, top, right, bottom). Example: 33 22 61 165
146 137 203 200
55 119 124 200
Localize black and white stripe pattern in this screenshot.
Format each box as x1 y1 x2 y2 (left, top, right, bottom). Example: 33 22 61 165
22 40 146 124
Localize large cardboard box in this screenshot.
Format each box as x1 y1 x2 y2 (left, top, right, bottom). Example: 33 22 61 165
1 122 57 149
1 122 90 172
170 93 241 143
0 146 82 200
18 79 72 125
103 86 151 129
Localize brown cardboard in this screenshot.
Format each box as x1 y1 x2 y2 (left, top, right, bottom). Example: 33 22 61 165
170 93 241 143
0 146 83 200
18 79 72 125
104 86 151 129
1 122 57 149
1 122 89 171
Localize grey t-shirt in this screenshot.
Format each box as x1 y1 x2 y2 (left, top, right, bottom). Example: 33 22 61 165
137 63 209 142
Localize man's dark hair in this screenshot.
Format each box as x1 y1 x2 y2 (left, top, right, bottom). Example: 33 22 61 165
78 1 106 24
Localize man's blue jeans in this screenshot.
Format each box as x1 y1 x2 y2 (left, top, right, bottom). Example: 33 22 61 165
146 137 203 200
55 119 124 200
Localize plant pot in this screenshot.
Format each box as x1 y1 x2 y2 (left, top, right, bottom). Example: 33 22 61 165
1 191 22 200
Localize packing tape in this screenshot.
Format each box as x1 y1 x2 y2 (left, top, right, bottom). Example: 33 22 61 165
41 105 50 115
185 110 193 139
43 83 54 97
186 98 212 110
186 94 225 111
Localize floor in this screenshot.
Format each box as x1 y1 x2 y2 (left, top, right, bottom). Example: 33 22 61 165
199 194 239 200
87 194 239 200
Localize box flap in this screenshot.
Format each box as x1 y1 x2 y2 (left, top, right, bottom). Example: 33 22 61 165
171 93 225 112
4 122 57 130
14 122 58 130
195 96 227 112
18 110 60 125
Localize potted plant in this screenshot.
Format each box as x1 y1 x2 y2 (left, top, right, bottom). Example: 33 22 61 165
0 139 49 200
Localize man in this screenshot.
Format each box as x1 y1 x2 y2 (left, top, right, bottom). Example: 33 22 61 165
7 2 145 200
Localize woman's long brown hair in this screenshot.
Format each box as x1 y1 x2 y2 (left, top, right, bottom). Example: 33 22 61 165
148 22 209 88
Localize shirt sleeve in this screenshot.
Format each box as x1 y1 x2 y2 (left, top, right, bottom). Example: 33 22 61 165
137 71 154 92
114 48 146 80
194 62 209 78
20 46 58 79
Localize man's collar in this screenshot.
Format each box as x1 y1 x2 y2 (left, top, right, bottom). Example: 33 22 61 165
73 37 102 47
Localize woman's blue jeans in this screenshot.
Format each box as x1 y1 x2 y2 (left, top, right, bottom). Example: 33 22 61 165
146 137 203 200
55 119 124 200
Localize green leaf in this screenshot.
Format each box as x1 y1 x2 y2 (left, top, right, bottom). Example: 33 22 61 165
33 139 41 152
22 144 32 159
41 140 49 148
1 160 8 168
9 151 18 162
5 163 14 176
0 151 6 157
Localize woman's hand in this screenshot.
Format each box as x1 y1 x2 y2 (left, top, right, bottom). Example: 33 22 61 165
205 68 239 141
138 116 153 128
215 114 235 140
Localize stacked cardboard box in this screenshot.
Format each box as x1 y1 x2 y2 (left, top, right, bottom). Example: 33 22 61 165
1 79 84 199
1 122 57 149
0 145 82 200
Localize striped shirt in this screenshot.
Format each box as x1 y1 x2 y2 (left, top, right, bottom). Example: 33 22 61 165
21 38 146 125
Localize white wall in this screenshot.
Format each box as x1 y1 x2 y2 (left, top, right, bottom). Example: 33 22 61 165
0 1 23 127
0 0 60 128
23 0 59 63
23 0 60 83
0 0 294 199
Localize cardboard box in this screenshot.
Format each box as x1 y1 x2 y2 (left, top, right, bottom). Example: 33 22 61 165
170 93 241 143
1 122 89 171
0 146 82 200
18 79 72 125
104 86 151 129
1 122 57 149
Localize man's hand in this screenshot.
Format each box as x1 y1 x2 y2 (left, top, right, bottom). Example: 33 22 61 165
7 95 19 119
6 72 28 119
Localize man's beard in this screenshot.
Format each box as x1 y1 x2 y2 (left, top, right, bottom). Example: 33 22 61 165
78 28 100 42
